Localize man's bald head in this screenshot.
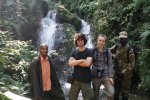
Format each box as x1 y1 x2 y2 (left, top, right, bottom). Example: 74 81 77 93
40 44 48 48
39 44 48 58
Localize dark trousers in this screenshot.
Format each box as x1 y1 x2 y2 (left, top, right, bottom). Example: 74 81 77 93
68 79 93 100
42 87 65 100
114 74 131 100
92 77 114 100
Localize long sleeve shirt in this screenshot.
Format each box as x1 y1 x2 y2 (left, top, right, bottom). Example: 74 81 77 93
92 48 114 78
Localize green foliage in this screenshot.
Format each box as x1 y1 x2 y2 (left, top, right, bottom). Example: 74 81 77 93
61 0 150 92
0 0 150 95
0 31 37 95
63 24 76 57
138 32 150 92
141 31 150 48
0 93 10 100
139 49 150 91
61 0 97 19
0 18 14 31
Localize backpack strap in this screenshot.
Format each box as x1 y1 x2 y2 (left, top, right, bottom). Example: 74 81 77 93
93 47 98 61
127 46 131 63
93 48 109 65
105 48 109 65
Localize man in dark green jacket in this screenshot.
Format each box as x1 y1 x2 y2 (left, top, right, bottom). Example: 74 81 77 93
110 31 135 100
28 44 65 100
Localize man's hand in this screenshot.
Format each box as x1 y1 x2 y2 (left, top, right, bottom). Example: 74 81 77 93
109 78 114 85
68 57 84 67
121 69 126 74
35 96 42 100
112 54 116 59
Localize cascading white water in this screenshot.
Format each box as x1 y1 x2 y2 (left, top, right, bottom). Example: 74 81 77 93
38 12 94 99
80 20 93 49
39 10 57 51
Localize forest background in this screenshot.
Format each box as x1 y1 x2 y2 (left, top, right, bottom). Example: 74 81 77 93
0 0 150 99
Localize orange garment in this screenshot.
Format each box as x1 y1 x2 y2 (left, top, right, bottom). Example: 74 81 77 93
40 55 51 91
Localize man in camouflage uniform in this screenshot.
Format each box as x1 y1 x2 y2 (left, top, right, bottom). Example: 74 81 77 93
110 31 135 100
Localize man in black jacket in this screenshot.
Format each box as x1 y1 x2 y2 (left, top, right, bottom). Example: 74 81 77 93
28 44 65 100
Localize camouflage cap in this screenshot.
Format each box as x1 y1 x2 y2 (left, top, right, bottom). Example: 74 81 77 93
119 31 128 38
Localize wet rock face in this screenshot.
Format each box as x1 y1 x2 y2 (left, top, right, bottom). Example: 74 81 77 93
52 24 68 78
54 24 68 53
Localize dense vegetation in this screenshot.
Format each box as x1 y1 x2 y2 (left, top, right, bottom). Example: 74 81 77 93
62 0 150 93
0 31 37 98
0 0 150 99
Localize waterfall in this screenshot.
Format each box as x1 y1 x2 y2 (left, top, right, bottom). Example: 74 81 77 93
80 20 93 49
39 10 57 51
38 12 94 99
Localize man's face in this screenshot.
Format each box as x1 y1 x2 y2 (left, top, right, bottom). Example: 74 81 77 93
40 45 48 57
97 36 106 48
76 38 84 47
119 38 128 46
